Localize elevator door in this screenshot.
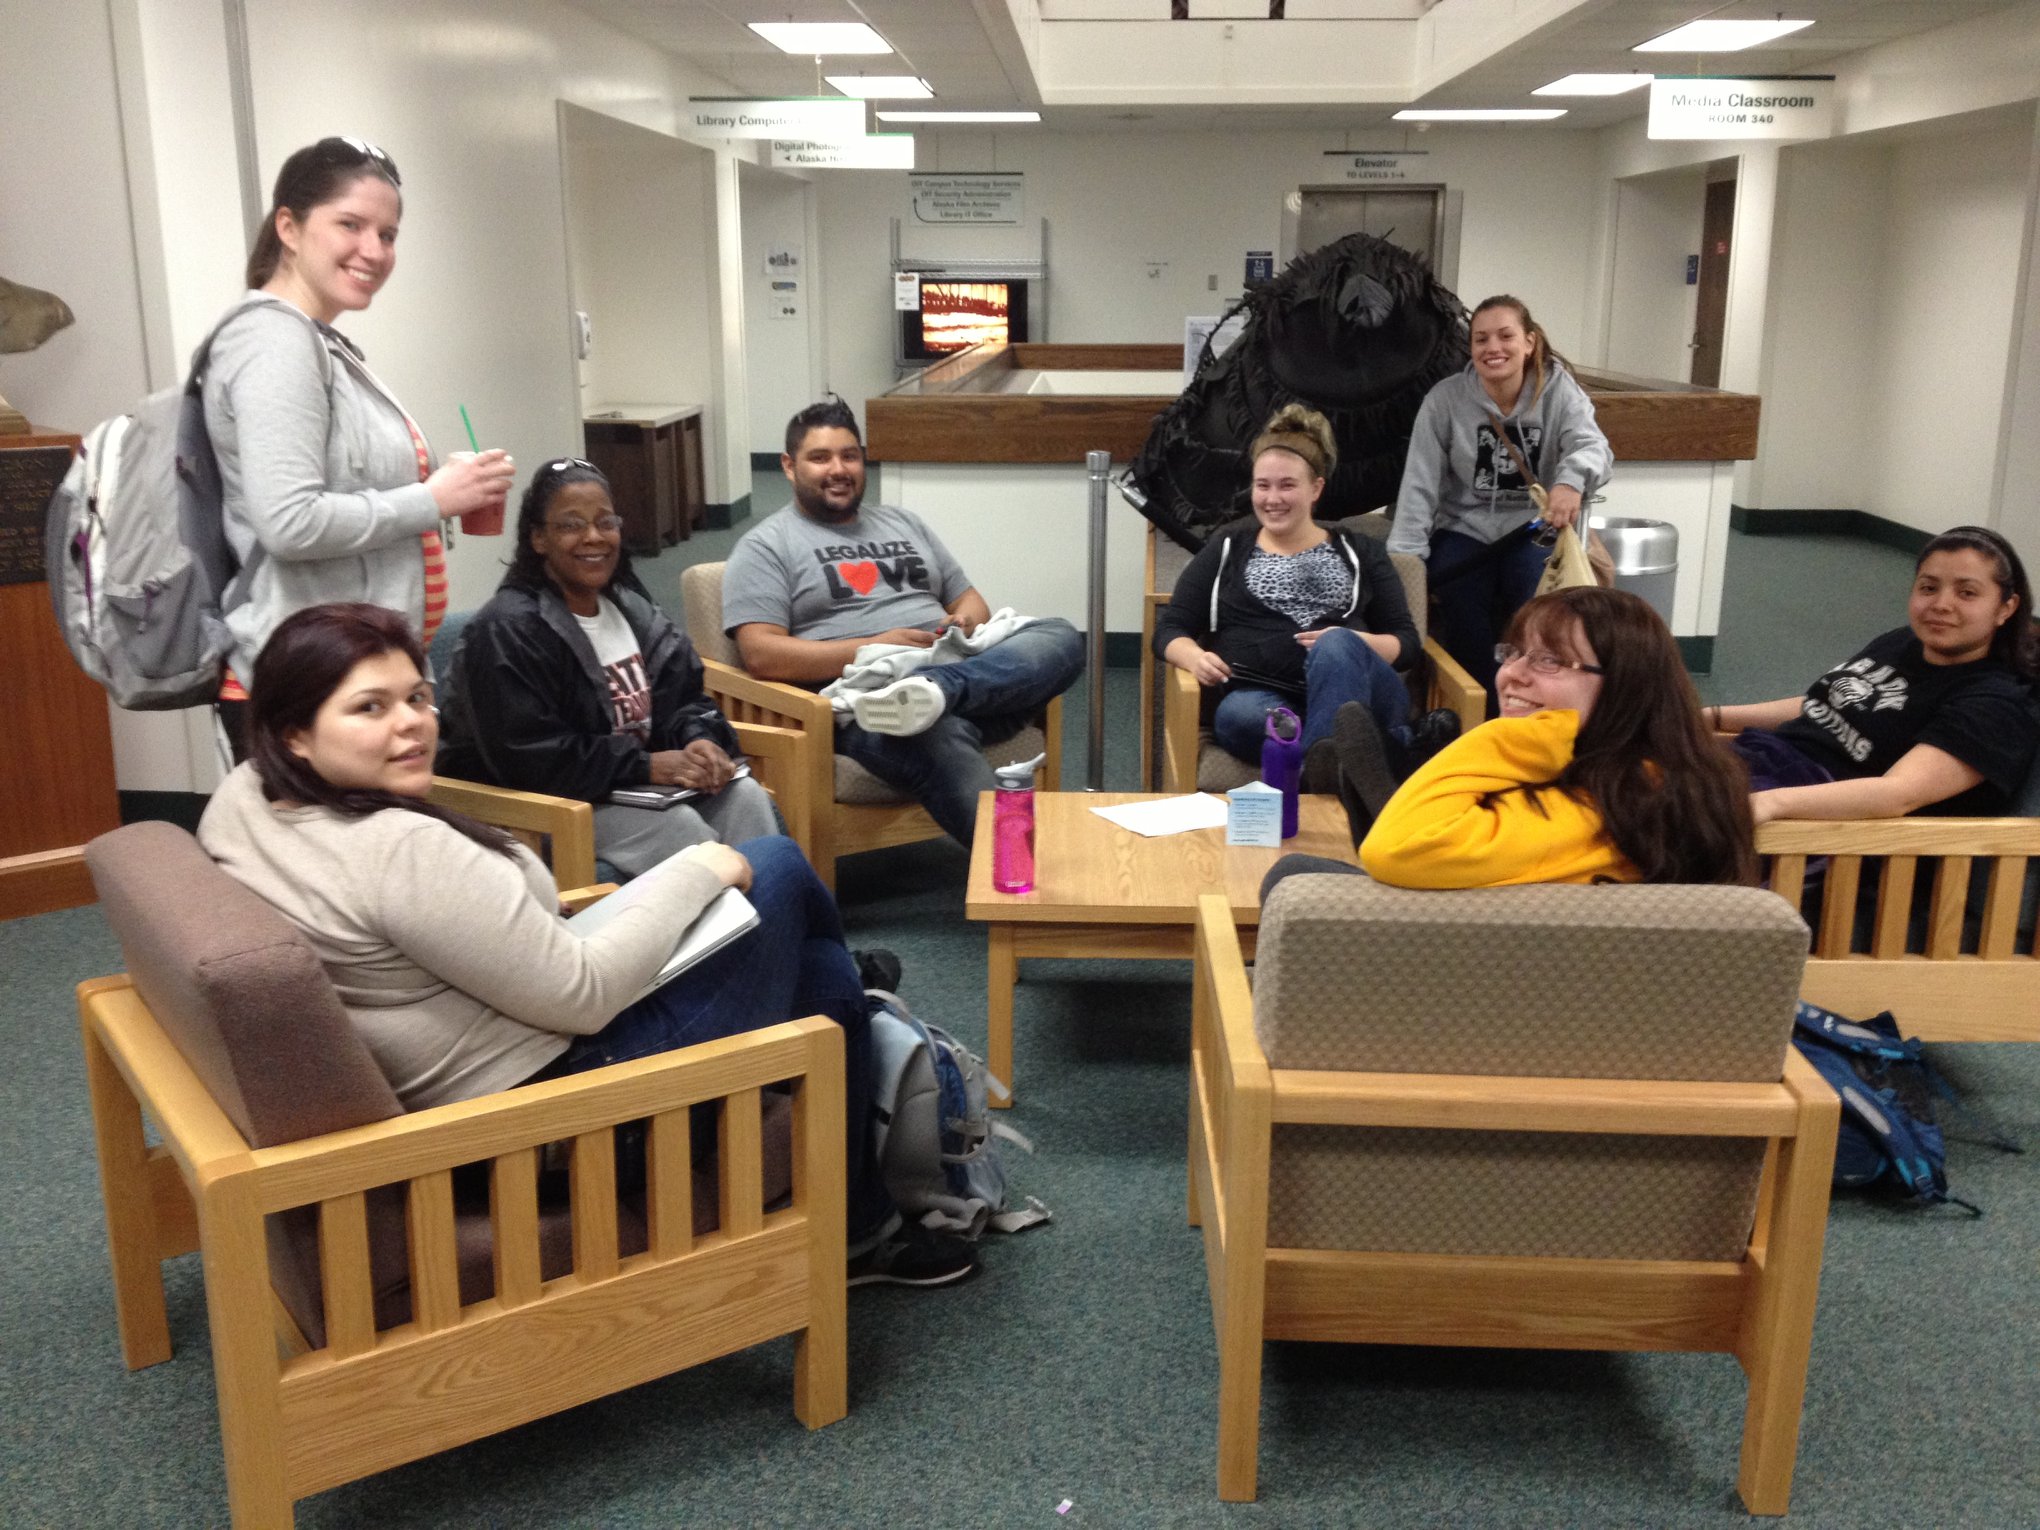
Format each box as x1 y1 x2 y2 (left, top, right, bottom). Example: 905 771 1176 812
1286 186 1447 271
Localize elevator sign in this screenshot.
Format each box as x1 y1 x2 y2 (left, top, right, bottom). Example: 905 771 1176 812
1648 77 1834 141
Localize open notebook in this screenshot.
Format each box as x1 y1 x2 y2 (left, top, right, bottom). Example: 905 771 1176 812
566 864 759 1004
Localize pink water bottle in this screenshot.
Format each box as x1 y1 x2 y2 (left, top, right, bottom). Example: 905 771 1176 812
991 753 1047 894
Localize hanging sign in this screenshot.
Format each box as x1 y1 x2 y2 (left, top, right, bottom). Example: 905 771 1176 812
908 172 1023 225
1320 149 1429 183
771 134 915 170
686 98 865 141
1647 78 1835 141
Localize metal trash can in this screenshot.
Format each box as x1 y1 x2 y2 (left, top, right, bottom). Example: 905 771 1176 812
1588 517 1677 622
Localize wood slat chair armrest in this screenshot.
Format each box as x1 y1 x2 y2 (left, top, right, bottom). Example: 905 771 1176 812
1162 666 1204 795
428 777 596 893
732 721 805 810
1422 637 1486 733
1755 816 2040 857
702 658 835 729
558 883 618 913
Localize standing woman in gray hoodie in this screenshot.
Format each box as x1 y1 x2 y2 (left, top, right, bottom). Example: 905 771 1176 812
203 136 517 754
1387 295 1611 699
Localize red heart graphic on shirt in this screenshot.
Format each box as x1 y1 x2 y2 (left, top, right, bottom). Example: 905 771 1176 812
838 560 879 595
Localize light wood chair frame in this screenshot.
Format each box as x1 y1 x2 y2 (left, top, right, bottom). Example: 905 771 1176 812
80 975 848 1529
703 657 1063 891
1757 816 2040 1042
1187 894 1838 1512
1159 643 1483 795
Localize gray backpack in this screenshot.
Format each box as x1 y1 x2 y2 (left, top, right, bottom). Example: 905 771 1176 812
867 992 1048 1240
44 298 320 708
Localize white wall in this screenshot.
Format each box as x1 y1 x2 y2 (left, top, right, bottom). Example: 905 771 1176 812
1749 140 1889 512
1604 166 1704 382
1867 113 2034 533
738 164 818 459
813 125 1606 408
561 105 719 438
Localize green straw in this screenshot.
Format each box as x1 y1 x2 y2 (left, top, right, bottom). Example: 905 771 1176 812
458 404 479 453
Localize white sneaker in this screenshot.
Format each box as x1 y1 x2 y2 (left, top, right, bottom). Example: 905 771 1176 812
850 675 948 737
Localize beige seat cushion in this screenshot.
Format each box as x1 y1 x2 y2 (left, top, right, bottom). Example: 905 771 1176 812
681 559 1051 808
1252 875 1811 1263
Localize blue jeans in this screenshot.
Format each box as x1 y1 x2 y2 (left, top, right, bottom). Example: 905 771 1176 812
553 834 893 1246
1427 527 1549 700
834 617 1085 844
1211 627 1408 763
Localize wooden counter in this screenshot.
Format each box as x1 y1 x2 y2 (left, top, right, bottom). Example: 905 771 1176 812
865 344 1759 466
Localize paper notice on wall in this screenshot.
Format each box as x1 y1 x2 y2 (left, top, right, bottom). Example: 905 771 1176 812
770 279 802 319
894 272 921 311
764 241 801 278
1184 313 1247 386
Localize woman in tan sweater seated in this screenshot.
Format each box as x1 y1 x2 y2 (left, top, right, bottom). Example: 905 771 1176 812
199 602 971 1288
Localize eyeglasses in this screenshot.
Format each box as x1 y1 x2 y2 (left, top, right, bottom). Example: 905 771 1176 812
1494 643 1604 677
319 135 401 186
546 514 624 536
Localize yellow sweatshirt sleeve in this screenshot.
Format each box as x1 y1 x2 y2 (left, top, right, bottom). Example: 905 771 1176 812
1358 710 1639 887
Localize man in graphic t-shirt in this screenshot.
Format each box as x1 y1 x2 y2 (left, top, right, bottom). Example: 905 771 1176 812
721 398 1083 845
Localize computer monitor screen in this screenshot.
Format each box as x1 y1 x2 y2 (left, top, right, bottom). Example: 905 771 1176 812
901 280 1030 360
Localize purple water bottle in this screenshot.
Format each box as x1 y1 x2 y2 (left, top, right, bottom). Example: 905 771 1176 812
1261 706 1302 839
991 752 1047 894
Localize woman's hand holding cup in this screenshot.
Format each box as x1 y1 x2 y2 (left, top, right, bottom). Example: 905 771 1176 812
429 449 515 533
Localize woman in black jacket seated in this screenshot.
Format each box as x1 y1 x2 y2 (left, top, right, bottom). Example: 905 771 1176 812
1154 404 1452 774
439 458 777 876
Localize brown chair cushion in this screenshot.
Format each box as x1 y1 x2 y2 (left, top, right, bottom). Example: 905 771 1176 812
85 822 402 1147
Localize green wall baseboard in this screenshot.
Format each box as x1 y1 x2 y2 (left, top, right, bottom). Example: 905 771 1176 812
704 492 750 531
1730 506 1933 556
1676 636 1715 674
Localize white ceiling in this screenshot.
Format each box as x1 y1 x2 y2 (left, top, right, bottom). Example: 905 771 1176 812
564 0 2025 131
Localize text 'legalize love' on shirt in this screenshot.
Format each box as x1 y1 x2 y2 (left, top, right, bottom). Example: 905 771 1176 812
1773 626 2038 815
720 501 973 643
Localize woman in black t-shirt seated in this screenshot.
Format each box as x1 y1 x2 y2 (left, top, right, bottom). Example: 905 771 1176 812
1712 526 2039 822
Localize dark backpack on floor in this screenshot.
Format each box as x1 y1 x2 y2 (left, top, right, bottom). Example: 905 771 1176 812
1790 1001 2019 1214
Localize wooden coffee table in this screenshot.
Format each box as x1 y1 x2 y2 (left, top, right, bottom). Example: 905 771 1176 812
965 791 1357 1104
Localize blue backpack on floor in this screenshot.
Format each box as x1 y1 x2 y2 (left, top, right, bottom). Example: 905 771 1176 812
1790 1002 2018 1214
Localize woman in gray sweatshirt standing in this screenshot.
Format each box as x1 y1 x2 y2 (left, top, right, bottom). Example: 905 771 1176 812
203 136 516 752
1387 295 1611 699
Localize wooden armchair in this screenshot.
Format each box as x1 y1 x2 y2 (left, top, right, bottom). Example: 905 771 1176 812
79 822 846 1528
1156 518 1484 794
678 561 1062 891
1757 816 2040 1042
1189 877 1836 1511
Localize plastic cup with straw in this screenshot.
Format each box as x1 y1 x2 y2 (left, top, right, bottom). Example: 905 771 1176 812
452 403 504 534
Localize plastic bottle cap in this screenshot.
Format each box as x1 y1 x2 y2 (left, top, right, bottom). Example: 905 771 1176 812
994 751 1047 790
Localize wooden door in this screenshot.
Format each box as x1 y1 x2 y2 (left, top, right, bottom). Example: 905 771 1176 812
1691 177 1736 387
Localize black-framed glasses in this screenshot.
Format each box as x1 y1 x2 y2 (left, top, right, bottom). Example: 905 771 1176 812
1494 643 1604 677
545 513 624 537
318 135 401 186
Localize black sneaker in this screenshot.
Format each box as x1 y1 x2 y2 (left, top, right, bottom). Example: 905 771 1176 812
848 1223 979 1289
852 947 903 993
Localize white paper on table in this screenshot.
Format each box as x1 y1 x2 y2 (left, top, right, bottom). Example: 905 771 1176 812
1091 794 1230 838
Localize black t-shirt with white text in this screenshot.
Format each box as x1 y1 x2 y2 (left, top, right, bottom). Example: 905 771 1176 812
1775 627 2036 815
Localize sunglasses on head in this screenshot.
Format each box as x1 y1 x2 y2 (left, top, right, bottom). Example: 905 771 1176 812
320 135 401 186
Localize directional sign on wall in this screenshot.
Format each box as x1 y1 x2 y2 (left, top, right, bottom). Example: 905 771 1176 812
686 98 865 141
1648 78 1835 141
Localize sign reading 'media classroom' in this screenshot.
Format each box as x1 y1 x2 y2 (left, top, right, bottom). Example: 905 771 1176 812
1648 77 1835 141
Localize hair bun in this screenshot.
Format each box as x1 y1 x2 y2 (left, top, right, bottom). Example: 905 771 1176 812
1253 402 1337 479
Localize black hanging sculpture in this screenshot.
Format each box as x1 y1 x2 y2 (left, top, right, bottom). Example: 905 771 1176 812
1125 232 1468 551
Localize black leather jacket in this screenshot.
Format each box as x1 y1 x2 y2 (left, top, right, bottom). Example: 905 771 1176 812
436 579 739 804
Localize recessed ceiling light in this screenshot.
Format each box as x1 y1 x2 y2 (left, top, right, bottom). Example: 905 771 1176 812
875 110 1041 123
1633 19 1813 53
747 21 891 55
1534 73 1653 96
1393 109 1567 122
826 75 933 100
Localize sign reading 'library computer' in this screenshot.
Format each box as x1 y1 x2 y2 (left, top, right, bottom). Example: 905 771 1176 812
1648 77 1834 141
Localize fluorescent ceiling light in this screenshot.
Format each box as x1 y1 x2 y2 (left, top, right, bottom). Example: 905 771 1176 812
826 75 933 100
1633 18 1813 52
876 110 1041 123
1534 73 1653 96
1393 108 1567 122
747 22 891 55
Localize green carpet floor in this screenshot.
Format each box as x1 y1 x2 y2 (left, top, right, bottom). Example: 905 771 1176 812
3 526 2035 1526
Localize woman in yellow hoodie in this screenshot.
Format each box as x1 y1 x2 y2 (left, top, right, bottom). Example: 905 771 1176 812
1356 586 1755 888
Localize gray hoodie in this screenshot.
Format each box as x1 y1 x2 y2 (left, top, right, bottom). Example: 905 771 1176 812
202 292 443 685
1387 362 1611 555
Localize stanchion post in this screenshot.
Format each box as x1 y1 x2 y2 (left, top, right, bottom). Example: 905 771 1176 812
1085 450 1111 791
